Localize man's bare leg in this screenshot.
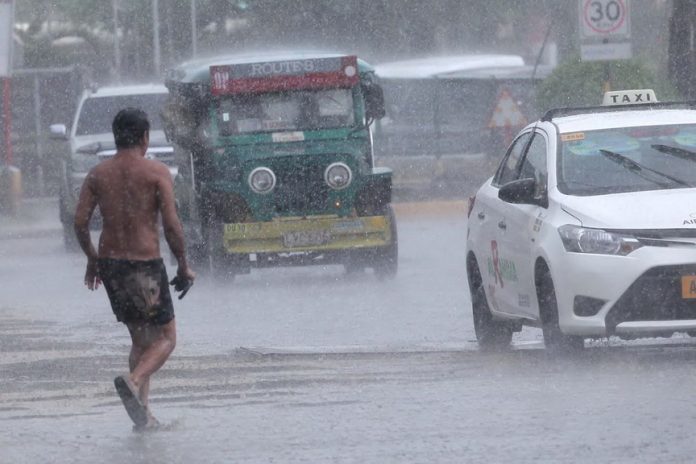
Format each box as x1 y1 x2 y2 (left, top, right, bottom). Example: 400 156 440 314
126 320 176 407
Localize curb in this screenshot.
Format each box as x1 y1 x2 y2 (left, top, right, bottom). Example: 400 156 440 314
393 200 469 218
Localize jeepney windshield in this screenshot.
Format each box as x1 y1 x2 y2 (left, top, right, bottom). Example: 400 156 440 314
217 88 355 135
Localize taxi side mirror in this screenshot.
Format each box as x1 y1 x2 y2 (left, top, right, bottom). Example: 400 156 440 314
498 178 547 207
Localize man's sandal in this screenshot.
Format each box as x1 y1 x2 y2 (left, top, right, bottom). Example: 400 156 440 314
114 375 148 427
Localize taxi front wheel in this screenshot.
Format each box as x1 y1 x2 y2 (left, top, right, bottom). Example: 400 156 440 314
468 263 512 350
536 270 585 352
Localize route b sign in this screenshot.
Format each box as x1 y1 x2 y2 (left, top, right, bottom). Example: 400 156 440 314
579 0 631 61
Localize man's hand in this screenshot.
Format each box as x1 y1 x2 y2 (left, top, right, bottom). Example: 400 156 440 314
177 265 196 283
85 257 101 290
170 265 195 299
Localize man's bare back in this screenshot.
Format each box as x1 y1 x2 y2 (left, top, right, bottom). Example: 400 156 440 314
90 153 169 261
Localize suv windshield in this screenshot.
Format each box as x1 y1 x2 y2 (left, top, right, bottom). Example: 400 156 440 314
217 88 355 135
558 123 696 195
75 93 168 135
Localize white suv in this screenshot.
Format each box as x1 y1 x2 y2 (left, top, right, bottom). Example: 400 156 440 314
50 84 175 250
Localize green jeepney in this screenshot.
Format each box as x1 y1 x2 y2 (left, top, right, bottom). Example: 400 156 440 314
163 53 397 279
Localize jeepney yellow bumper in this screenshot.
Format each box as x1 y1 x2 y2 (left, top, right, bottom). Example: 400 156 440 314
223 215 392 254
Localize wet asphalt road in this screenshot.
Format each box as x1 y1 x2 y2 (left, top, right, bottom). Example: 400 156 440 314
3 207 696 463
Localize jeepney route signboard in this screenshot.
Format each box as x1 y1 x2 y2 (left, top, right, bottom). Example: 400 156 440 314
211 56 359 95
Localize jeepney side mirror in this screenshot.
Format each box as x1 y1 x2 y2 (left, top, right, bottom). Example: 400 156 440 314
49 124 68 141
363 82 386 120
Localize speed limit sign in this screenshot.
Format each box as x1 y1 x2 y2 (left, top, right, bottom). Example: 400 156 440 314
580 0 630 39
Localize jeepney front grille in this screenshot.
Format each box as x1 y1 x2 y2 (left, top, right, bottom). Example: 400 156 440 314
270 156 332 214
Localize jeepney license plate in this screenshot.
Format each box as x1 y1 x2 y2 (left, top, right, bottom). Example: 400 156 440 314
282 230 331 248
681 275 696 299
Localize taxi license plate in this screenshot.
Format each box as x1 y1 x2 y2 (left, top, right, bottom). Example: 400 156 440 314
681 275 696 299
282 230 331 248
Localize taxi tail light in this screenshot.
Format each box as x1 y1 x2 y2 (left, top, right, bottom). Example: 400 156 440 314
467 196 476 218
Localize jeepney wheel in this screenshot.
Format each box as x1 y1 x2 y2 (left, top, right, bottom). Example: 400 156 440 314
204 218 249 281
536 265 585 352
468 258 512 350
374 204 398 281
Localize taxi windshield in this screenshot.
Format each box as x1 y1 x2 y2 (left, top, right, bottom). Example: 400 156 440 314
216 88 355 135
558 124 696 195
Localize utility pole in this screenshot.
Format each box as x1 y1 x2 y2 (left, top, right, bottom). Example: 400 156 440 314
152 0 161 75
191 0 198 58
112 0 121 81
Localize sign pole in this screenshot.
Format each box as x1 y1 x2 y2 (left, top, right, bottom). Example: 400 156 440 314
2 76 11 165
0 0 20 215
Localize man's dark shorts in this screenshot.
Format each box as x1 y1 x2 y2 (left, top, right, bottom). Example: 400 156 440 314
98 258 175 326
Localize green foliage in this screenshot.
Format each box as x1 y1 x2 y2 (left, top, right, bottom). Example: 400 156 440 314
536 58 680 111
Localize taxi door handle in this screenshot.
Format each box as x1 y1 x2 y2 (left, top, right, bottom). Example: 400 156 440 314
498 220 507 230
477 212 485 220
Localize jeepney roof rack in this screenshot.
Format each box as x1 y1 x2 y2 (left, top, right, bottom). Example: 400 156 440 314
541 101 696 122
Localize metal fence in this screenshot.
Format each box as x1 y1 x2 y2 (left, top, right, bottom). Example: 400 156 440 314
0 66 86 197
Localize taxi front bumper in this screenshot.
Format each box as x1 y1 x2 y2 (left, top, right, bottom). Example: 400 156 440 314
551 245 696 338
222 215 393 254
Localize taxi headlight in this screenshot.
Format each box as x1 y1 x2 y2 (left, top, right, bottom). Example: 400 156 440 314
325 162 352 190
248 167 276 194
558 225 642 256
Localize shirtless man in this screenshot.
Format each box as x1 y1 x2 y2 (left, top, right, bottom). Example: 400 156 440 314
74 108 195 430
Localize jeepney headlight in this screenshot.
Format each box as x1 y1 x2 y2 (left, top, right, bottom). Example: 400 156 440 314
558 225 642 256
325 162 352 190
248 167 276 194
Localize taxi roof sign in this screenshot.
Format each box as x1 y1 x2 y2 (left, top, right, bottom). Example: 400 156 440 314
602 89 658 106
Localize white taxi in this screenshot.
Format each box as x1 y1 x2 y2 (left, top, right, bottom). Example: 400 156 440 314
466 90 696 350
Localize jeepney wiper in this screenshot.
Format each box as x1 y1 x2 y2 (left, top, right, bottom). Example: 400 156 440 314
598 149 692 188
651 143 696 162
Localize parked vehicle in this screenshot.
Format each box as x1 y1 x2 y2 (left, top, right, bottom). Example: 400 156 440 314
49 84 174 251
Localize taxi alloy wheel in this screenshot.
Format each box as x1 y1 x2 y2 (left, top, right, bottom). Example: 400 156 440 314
536 270 584 352
468 262 512 350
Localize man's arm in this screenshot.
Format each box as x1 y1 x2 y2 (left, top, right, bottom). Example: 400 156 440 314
74 172 100 290
74 173 98 260
157 166 193 278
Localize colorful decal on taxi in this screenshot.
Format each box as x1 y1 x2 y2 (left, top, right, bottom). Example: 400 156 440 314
487 240 518 288
560 132 585 142
564 132 640 156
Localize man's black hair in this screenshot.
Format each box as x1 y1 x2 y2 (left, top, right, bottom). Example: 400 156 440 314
112 108 150 149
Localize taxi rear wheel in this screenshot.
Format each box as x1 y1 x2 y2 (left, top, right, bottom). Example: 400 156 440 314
537 270 585 352
468 262 512 350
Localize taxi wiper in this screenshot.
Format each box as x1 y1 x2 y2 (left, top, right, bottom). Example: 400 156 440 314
598 149 692 188
651 143 696 162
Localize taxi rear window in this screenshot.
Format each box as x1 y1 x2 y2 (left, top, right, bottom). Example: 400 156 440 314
558 124 696 195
